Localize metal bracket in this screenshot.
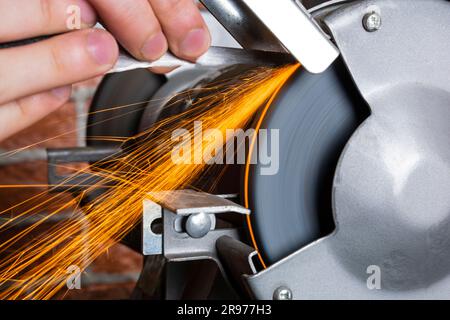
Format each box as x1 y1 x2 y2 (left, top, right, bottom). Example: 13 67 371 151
47 147 121 192
142 190 250 264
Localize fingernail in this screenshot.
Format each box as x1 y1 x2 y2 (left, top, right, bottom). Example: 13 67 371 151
148 66 177 74
78 0 97 26
180 28 211 60
51 86 72 100
141 32 168 61
87 30 117 66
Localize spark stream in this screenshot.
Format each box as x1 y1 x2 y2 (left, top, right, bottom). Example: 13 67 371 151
0 64 299 299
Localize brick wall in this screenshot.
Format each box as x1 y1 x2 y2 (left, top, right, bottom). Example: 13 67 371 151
0 79 143 300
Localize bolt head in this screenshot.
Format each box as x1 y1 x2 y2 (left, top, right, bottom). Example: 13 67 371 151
363 12 382 32
185 212 211 238
273 286 293 300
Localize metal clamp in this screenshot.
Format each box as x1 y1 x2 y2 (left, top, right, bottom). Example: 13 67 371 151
142 190 250 263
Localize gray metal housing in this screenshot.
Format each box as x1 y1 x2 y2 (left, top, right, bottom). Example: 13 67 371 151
246 0 450 299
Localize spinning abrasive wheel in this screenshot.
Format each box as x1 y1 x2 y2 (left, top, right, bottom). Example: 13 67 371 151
244 59 368 266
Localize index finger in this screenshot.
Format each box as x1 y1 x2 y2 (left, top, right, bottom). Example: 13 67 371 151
149 0 211 61
88 0 168 61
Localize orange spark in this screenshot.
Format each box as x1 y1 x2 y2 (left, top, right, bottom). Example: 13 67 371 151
0 64 299 299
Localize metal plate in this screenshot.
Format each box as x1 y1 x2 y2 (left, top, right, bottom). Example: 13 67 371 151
328 0 450 294
151 190 249 216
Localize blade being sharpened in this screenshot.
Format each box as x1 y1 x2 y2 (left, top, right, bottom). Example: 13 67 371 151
109 46 295 73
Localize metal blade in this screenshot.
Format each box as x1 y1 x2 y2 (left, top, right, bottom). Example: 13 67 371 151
109 46 295 73
0 37 293 74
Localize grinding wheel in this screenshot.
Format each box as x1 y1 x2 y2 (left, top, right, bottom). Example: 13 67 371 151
245 59 369 265
88 69 166 147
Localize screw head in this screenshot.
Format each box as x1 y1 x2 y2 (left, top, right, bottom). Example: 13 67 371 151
363 12 382 32
273 286 293 300
185 212 211 238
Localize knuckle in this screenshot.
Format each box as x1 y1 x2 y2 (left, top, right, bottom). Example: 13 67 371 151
0 68 9 103
114 1 142 24
153 0 191 13
49 43 67 75
116 3 162 39
15 98 28 118
39 0 53 28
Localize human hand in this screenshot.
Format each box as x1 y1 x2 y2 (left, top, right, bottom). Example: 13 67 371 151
89 0 211 63
0 0 209 141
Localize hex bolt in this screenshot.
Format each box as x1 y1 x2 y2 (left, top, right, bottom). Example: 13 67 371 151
363 12 382 32
273 286 293 300
185 212 212 238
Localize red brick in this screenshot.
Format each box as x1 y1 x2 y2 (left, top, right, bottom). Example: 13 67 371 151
90 243 143 274
0 101 78 150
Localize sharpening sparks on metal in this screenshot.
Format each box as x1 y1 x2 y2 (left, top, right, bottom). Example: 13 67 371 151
0 64 299 299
